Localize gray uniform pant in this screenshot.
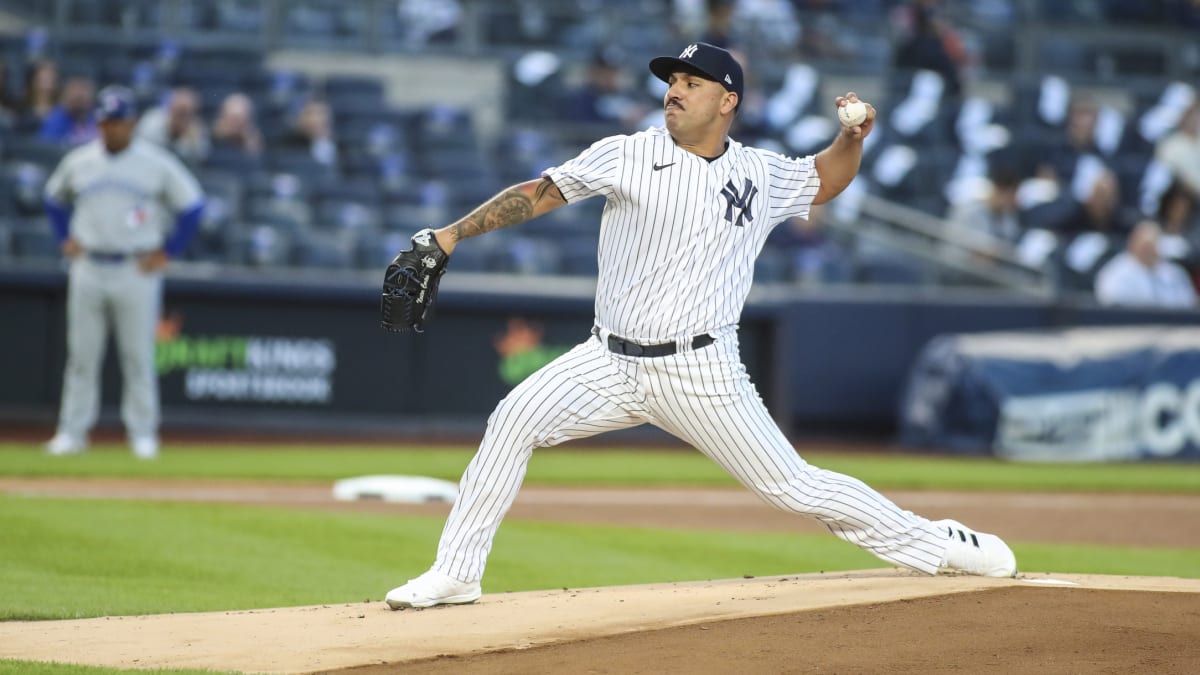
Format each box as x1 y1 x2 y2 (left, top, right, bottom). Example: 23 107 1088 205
56 258 162 441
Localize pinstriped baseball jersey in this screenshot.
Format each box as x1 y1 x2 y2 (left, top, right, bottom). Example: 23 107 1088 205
45 138 203 253
545 126 820 342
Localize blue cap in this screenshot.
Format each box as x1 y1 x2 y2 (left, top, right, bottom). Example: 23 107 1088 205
649 42 743 103
95 85 137 121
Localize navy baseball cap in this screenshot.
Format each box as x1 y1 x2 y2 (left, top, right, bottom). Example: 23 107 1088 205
95 85 137 121
649 42 743 103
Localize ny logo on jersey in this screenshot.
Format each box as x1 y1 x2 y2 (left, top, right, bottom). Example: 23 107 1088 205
720 178 758 227
680 44 698 59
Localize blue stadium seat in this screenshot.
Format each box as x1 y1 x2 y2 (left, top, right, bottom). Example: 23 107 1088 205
186 0 267 34
3 161 50 216
323 74 386 113
230 221 295 267
292 229 358 269
754 247 791 284
854 252 926 286
265 150 337 183
558 235 599 277
5 137 67 170
203 144 263 175
0 218 12 260
503 235 563 275
11 222 59 261
356 229 418 270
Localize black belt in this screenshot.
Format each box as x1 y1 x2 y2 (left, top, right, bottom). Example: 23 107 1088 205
594 328 715 358
86 251 135 263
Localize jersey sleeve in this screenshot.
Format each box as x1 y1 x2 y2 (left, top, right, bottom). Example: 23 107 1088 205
158 151 205 212
765 152 821 223
43 152 76 204
541 134 624 203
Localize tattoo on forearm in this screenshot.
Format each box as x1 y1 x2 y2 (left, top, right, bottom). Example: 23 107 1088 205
453 188 534 242
451 178 560 242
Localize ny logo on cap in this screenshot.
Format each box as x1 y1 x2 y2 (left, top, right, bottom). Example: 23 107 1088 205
680 44 698 59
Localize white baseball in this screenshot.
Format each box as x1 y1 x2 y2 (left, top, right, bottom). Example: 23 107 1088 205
838 100 868 127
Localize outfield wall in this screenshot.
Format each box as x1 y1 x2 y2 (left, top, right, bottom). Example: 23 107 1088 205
2 267 1198 442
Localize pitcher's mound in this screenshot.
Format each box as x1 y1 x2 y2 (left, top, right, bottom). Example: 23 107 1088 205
1 570 1197 674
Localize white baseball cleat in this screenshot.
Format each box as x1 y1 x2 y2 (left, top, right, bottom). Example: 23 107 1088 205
934 519 1018 578
130 436 159 460
385 570 481 609
45 433 87 456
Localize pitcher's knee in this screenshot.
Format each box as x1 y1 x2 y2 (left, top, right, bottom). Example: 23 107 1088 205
746 481 808 513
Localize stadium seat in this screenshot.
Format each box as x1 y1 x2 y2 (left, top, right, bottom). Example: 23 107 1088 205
3 161 49 216
203 144 263 175
323 74 386 112
854 252 927 286
265 150 337 183
292 229 358 269
185 0 266 33
0 219 12 260
558 235 600 277
5 137 67 170
315 200 381 232
503 235 563 276
754 247 792 284
356 228 416 270
230 221 296 267
11 223 59 261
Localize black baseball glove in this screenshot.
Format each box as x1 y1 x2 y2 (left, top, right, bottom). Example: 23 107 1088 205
380 228 450 333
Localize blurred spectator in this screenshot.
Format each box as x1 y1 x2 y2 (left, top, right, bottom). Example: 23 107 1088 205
891 0 967 98
20 59 60 127
136 87 210 165
1054 162 1137 238
945 164 1024 249
1095 220 1197 308
700 0 735 48
1040 96 1103 185
284 97 338 166
1157 180 1200 279
211 92 263 156
1047 161 1140 291
1155 100 1200 200
559 47 647 131
765 202 852 284
39 76 97 146
1168 0 1200 28
0 62 21 128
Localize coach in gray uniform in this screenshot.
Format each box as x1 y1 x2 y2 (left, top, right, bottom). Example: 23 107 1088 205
43 85 205 459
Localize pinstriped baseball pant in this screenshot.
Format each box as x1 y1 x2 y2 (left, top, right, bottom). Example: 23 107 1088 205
433 331 949 583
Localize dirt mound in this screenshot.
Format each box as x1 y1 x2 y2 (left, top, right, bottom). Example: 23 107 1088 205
1 571 1197 674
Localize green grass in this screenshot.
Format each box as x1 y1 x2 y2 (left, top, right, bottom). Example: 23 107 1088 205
3 443 1200 493
0 494 882 621
1 494 1197 624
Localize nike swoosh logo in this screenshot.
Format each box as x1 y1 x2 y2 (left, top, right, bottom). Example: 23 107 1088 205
652 162 676 171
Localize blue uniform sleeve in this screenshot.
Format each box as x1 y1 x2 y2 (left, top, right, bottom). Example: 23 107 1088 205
44 197 73 243
163 200 205 257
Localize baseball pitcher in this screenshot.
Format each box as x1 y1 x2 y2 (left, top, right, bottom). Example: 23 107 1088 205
381 43 1017 608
